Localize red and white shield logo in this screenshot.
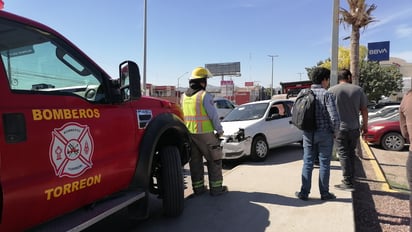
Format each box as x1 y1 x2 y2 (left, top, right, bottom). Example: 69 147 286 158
49 122 94 178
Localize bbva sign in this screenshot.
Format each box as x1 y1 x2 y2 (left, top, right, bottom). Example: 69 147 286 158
368 41 390 61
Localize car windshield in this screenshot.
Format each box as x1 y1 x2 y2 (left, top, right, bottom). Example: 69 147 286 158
222 102 268 122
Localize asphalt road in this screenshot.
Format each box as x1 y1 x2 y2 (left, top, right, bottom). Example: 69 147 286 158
85 146 300 232
84 143 408 232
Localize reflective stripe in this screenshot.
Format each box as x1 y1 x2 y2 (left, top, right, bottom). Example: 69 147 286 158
183 115 210 121
192 180 204 189
210 180 223 188
195 92 203 132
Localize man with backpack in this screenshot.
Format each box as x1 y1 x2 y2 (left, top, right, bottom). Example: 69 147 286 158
295 67 340 201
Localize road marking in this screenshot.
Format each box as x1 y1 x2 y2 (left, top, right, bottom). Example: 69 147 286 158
360 139 397 192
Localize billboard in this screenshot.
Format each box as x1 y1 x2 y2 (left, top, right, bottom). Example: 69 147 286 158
368 41 390 61
245 81 254 87
205 62 241 77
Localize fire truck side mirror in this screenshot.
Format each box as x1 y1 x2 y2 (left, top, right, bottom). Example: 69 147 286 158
119 61 142 101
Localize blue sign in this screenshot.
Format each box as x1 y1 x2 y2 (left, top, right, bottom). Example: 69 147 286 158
368 41 390 61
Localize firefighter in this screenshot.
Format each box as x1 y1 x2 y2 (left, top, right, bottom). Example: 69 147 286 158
181 67 228 197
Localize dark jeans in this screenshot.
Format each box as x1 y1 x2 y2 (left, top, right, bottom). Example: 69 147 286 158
335 129 360 184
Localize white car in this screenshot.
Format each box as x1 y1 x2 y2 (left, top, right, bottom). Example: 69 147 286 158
214 97 236 120
220 99 303 161
368 104 399 119
360 104 400 124
369 110 399 124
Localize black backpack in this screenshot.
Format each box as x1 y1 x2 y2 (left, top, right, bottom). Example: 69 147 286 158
291 88 316 130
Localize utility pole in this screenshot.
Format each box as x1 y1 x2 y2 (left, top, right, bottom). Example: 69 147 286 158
268 54 278 97
297 72 304 80
331 0 339 87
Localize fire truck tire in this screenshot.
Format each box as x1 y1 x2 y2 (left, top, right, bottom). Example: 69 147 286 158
159 146 184 217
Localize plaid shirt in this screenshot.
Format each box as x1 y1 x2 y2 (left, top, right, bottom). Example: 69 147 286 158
311 84 340 133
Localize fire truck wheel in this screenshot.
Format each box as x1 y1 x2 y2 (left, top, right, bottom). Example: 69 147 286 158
159 146 184 217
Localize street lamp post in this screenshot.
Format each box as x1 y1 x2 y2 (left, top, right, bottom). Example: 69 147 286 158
176 72 188 103
177 72 188 89
268 54 278 97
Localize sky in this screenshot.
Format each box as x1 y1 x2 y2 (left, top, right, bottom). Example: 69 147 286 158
3 0 412 88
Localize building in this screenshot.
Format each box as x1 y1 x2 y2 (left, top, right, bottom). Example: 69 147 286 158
147 57 412 104
380 57 412 100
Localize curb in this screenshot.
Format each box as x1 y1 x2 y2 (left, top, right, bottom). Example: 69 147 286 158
360 138 397 192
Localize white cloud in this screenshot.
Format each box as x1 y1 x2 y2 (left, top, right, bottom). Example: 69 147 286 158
395 24 412 38
370 8 412 29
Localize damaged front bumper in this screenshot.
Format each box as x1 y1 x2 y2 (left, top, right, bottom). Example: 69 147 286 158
220 129 252 159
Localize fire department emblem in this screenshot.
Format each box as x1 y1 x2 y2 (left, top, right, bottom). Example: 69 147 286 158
49 122 94 178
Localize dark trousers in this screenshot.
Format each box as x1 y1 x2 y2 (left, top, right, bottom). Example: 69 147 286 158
335 129 360 184
406 151 412 231
189 133 223 190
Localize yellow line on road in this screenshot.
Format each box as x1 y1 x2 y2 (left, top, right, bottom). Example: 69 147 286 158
360 139 396 192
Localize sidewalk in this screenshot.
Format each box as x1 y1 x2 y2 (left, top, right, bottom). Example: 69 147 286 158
135 144 354 232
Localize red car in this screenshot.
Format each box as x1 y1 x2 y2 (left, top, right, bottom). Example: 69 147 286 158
363 113 407 151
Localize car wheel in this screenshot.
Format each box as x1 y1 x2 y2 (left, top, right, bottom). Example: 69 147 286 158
159 146 184 217
250 135 268 162
381 132 405 151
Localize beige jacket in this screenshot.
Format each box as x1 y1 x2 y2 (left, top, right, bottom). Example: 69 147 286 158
400 90 412 151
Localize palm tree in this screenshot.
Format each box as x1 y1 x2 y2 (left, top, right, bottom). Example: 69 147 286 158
340 0 377 85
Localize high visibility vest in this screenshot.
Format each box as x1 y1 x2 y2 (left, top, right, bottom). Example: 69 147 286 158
182 91 214 134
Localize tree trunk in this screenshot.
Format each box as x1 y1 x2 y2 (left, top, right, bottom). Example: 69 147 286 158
350 26 360 86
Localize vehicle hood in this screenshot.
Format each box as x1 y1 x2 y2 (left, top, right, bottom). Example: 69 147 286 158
221 120 258 134
369 120 399 128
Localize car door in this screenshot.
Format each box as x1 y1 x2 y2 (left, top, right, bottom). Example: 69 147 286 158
265 101 300 148
0 26 137 225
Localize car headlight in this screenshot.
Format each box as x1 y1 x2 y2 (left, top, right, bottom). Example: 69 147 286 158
226 128 246 142
235 128 245 141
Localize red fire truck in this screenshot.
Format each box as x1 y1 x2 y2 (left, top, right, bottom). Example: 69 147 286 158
0 11 192 231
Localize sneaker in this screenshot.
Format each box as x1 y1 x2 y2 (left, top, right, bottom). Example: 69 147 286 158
334 182 355 192
210 186 228 196
321 192 336 201
295 191 308 201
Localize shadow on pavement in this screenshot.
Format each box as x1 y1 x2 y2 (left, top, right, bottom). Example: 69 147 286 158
353 156 382 232
132 189 350 232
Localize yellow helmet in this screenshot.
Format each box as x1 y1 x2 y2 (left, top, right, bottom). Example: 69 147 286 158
190 67 213 80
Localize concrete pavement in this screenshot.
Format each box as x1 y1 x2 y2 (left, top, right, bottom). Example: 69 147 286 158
135 144 354 232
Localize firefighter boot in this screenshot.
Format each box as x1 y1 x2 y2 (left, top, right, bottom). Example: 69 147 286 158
210 185 228 196
193 185 208 195
188 186 207 199
188 180 208 199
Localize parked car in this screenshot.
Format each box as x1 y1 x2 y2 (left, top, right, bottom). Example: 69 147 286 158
369 110 399 124
220 99 303 161
363 113 407 151
360 104 400 124
368 104 399 119
214 97 236 120
368 101 400 113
